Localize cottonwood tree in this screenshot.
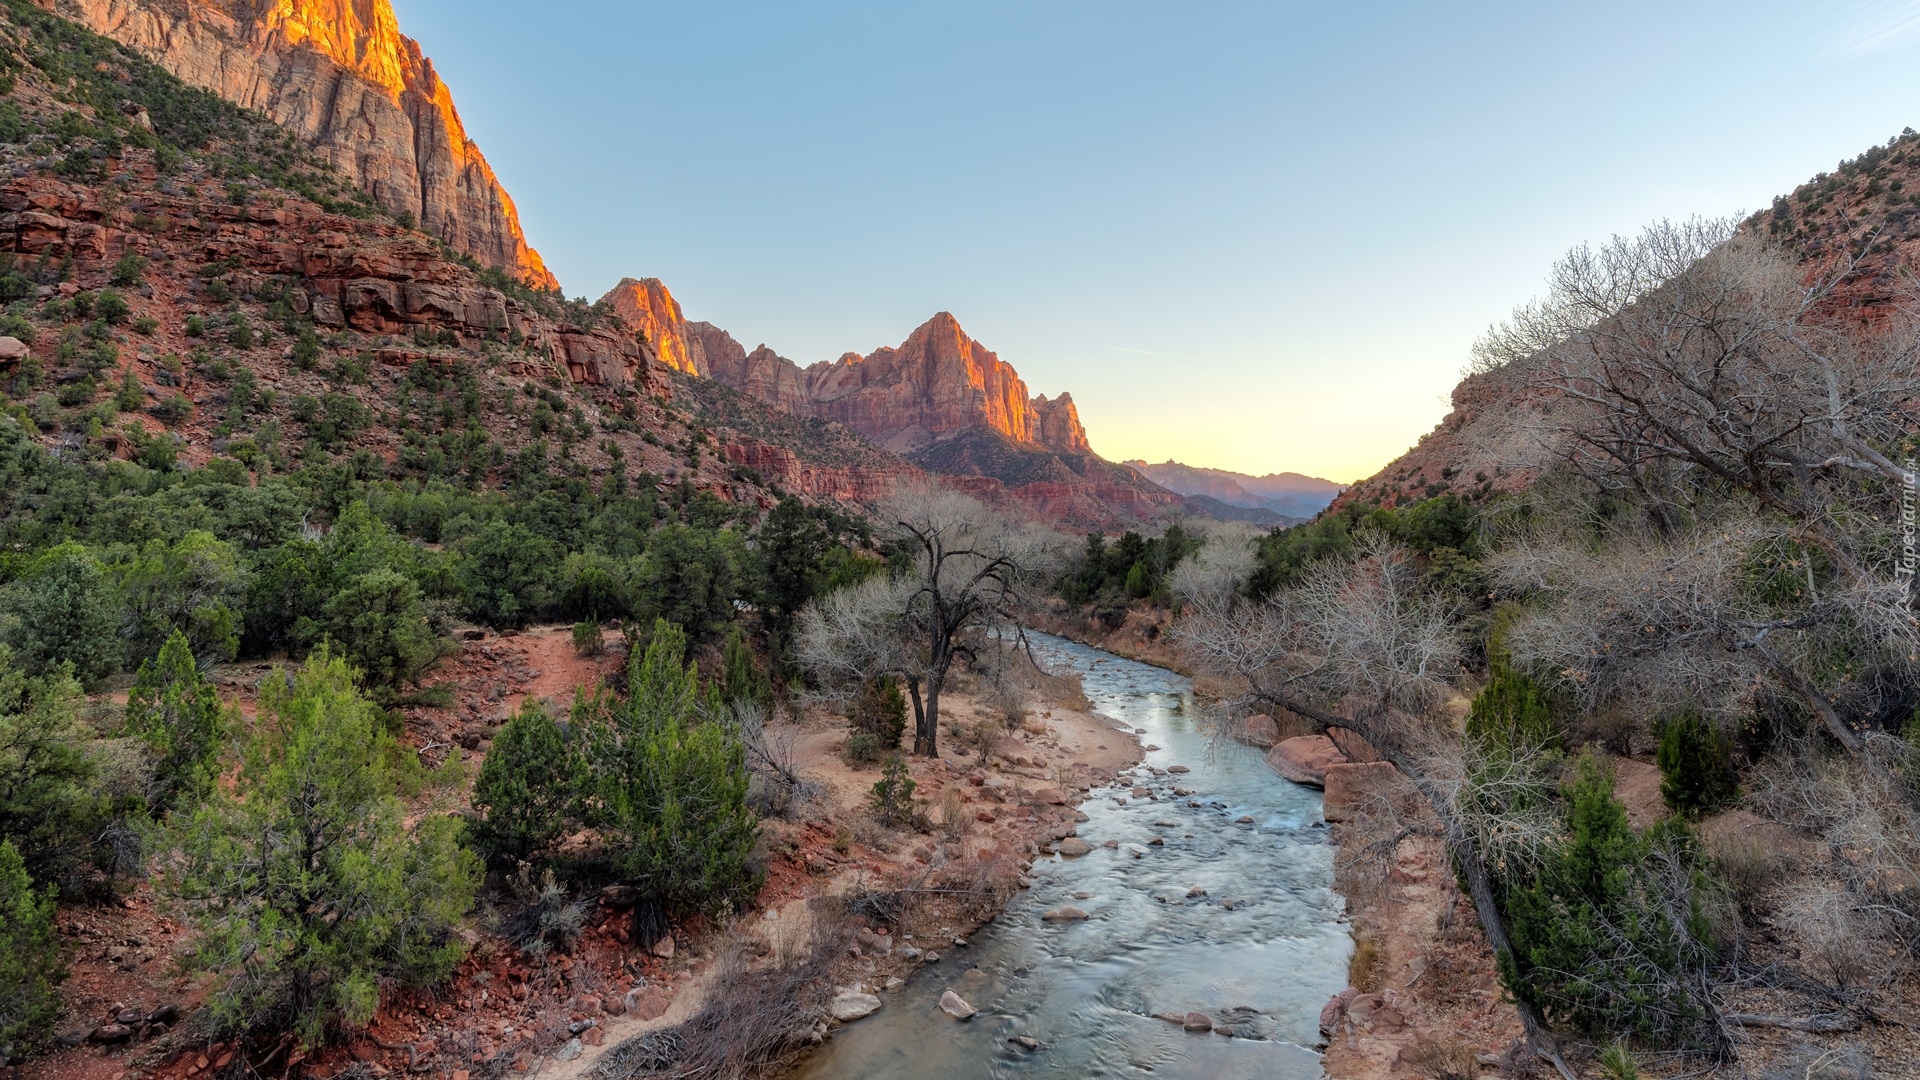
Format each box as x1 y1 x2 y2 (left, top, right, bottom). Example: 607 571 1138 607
797 487 1060 757
1474 221 1919 751
1176 535 1589 1077
1490 498 1918 754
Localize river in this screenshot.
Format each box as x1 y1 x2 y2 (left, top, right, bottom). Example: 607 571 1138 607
791 631 1351 1079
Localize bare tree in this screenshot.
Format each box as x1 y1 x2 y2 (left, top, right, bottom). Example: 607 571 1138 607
797 485 1061 757
1176 536 1583 1078
1168 524 1258 609
1474 221 1920 752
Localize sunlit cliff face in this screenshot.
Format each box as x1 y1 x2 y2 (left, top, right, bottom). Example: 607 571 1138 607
61 0 558 288
596 281 1099 457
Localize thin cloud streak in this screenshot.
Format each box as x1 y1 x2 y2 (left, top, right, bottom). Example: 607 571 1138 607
1827 0 1920 56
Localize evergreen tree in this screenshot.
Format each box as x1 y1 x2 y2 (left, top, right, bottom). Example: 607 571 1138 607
584 620 758 916
0 840 63 1064
3 542 119 688
0 650 94 875
170 651 480 1047
721 626 772 711
1655 711 1736 817
124 629 225 812
470 699 578 863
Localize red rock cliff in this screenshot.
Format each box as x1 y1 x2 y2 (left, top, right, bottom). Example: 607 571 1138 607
58 0 557 288
600 281 1094 457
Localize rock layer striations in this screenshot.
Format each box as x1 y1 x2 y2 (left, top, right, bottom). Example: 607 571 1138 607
58 0 556 288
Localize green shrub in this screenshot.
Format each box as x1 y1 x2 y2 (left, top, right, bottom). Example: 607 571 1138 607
124 629 225 813
113 366 142 412
1501 750 1718 1046
0 651 95 875
721 626 771 710
0 840 64 1064
228 313 254 349
848 676 907 752
584 620 758 916
3 542 120 687
867 754 915 827
470 699 578 863
170 652 480 1048
109 254 147 287
1656 711 1736 817
571 620 605 657
133 315 159 336
92 288 129 325
844 731 881 764
318 568 442 689
184 314 205 338
114 530 245 664
458 520 559 629
149 391 191 425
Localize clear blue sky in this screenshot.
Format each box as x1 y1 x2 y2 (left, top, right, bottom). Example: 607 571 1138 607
395 0 1920 483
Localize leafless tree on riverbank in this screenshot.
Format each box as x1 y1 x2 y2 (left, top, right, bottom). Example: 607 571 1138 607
1176 535 1586 1079
796 485 1062 756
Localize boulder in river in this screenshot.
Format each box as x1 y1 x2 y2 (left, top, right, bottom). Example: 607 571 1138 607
1057 838 1093 857
1183 1012 1214 1032
1265 735 1349 788
1042 906 1089 921
830 991 883 1022
939 990 977 1020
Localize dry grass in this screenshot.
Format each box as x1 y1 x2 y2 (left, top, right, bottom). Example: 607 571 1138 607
1349 927 1384 992
1406 1036 1479 1080
594 901 854 1080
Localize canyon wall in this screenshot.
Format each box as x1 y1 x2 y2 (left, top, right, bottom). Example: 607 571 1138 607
57 0 557 288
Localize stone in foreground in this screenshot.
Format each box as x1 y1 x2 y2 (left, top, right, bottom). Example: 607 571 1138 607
830 991 883 1023
939 990 977 1020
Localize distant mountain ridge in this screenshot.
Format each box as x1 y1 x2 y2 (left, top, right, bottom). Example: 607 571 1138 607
603 278 1091 457
1124 460 1343 521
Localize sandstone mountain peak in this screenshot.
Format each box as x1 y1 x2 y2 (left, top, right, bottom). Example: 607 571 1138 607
59 0 557 288
597 284 1095 458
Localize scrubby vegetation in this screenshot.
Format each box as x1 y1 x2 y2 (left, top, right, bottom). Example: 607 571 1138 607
1178 216 1920 1074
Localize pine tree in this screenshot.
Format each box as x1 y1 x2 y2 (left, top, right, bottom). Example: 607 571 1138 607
1655 711 1736 816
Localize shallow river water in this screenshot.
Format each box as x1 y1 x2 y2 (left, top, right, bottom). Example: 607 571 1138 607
791 632 1351 1079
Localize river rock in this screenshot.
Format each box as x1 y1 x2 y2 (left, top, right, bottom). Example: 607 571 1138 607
1167 765 1190 774
1235 815 1256 824
1057 838 1092 857
1042 906 1089 921
1033 787 1069 805
1010 1036 1041 1051
1183 1012 1213 1032
939 990 977 1020
624 987 669 1021
1265 736 1349 788
1319 987 1360 1033
830 991 883 1022
1187 886 1207 898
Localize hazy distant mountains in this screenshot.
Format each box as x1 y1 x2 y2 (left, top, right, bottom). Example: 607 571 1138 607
1124 460 1344 522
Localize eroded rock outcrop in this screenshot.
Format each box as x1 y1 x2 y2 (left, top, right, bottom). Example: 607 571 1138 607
59 0 557 288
